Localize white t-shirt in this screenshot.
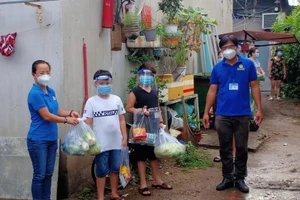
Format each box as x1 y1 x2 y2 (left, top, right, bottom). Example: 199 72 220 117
83 94 126 152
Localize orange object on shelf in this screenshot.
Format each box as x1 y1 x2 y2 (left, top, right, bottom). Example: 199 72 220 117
142 5 152 29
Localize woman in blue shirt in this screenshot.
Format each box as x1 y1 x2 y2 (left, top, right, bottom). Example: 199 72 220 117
27 60 79 200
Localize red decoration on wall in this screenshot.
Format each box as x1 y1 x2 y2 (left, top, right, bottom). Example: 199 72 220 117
0 32 17 57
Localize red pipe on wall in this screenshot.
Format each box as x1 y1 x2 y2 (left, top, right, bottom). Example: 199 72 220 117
83 38 88 103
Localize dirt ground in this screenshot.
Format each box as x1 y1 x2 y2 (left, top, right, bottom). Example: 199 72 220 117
66 93 300 200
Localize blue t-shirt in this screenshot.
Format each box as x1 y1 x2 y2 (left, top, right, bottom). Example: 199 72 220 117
210 55 257 116
27 84 59 141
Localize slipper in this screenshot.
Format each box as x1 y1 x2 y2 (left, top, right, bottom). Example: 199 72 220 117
138 187 151 196
110 197 125 200
213 156 221 162
152 182 173 190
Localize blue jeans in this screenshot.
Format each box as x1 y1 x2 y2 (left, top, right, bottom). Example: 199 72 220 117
27 139 58 200
95 150 121 178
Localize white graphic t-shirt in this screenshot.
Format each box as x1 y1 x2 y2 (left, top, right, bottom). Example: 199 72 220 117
84 94 126 152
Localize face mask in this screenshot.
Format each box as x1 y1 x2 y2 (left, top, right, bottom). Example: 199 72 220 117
255 53 259 58
223 49 237 60
97 85 112 95
277 52 283 57
37 74 51 86
140 76 154 86
218 58 223 62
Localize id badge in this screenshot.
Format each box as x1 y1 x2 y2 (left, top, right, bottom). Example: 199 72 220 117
229 83 239 90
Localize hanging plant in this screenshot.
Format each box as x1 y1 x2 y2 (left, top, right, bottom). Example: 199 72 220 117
174 7 217 52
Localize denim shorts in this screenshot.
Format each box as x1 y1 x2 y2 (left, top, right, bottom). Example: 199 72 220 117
95 149 121 178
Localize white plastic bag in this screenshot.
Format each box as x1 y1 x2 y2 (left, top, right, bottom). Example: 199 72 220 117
61 119 100 156
154 128 186 159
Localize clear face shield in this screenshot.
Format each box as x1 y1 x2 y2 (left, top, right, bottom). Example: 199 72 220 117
137 69 157 90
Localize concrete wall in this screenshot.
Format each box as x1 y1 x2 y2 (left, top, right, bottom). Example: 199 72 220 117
0 0 233 198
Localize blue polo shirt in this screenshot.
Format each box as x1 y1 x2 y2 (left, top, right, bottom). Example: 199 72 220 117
210 55 257 116
27 84 59 141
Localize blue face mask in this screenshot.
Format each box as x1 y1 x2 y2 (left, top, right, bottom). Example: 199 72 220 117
218 58 223 62
277 52 283 57
97 85 112 95
255 53 259 58
140 76 154 86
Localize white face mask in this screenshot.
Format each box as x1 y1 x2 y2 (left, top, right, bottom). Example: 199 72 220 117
37 74 51 86
223 49 237 60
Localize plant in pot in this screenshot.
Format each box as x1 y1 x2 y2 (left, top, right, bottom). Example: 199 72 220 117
162 30 182 48
123 12 140 40
158 0 183 34
187 113 202 143
142 23 157 42
173 40 188 81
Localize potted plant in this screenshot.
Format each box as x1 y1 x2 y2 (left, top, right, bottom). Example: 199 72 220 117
162 30 182 48
172 41 187 81
187 113 202 142
142 23 157 41
123 12 140 40
158 0 183 34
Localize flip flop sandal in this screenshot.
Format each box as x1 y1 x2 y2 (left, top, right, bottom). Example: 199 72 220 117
110 197 125 200
138 187 151 196
152 182 173 190
213 156 221 162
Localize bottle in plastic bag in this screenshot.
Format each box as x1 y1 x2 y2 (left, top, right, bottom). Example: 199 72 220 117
119 147 132 188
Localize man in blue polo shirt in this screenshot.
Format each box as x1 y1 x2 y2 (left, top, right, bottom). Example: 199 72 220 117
203 35 263 193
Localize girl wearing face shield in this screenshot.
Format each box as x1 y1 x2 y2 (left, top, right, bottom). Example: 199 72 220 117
126 64 173 196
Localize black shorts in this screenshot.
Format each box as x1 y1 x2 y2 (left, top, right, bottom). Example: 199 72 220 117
134 144 157 161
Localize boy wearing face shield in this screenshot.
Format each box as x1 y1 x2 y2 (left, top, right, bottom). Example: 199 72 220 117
203 35 263 193
84 70 127 200
126 64 172 196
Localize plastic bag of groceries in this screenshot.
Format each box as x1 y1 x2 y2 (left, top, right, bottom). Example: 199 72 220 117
61 119 101 156
154 127 186 159
119 147 132 188
130 107 160 146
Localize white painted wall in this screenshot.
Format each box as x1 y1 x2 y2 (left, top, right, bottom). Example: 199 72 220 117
0 1 63 137
0 0 233 197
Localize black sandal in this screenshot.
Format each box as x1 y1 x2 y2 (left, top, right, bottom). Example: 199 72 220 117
138 187 151 196
152 182 173 190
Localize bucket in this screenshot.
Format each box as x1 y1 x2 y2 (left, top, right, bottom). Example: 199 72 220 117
165 24 178 34
144 29 157 41
172 66 187 82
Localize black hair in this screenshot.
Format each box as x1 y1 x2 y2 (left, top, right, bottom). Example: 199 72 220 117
219 35 239 48
32 60 51 73
248 47 258 58
274 47 282 56
137 63 157 74
93 69 112 80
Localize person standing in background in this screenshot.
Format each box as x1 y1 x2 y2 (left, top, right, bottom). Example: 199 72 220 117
268 48 286 101
248 47 265 77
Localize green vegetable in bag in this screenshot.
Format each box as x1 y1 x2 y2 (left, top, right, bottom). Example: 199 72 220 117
88 143 101 155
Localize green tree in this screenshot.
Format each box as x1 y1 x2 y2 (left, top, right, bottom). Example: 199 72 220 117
272 6 300 100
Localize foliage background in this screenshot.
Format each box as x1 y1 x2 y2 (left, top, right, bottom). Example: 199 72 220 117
272 6 300 100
